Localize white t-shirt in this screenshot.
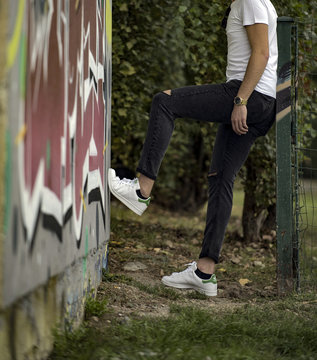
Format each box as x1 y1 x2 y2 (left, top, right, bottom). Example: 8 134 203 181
226 0 278 98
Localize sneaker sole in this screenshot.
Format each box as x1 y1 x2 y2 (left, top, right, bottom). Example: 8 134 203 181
108 170 144 216
161 278 217 297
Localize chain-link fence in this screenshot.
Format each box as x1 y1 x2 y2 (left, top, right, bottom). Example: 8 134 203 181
293 17 317 291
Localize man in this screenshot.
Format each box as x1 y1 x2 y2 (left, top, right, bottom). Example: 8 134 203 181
108 0 278 296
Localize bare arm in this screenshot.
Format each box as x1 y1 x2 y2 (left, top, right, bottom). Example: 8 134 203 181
231 23 269 135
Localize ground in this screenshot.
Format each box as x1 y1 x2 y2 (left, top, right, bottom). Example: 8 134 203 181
101 201 276 316
50 198 317 360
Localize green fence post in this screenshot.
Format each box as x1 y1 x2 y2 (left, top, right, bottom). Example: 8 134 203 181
276 17 294 295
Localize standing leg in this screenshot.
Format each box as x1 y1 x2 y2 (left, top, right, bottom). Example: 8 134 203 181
198 124 257 271
161 124 257 295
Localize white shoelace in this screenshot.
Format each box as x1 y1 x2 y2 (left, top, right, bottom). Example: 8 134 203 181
116 177 138 187
171 261 196 276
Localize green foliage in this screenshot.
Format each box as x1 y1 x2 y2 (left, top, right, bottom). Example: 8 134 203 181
50 326 98 360
112 1 316 225
84 292 108 319
102 270 132 284
112 0 187 168
112 0 228 211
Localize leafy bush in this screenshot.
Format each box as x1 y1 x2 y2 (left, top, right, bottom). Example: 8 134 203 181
112 0 316 237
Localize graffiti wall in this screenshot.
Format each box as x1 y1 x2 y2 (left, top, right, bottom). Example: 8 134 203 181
0 0 111 357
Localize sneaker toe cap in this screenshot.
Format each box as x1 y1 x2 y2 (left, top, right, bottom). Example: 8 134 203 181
108 168 116 179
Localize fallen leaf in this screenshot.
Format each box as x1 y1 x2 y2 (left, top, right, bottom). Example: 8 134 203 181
123 261 147 271
165 240 175 249
161 250 171 256
253 260 265 268
264 285 274 291
239 278 251 286
218 268 227 272
110 240 123 245
231 256 241 264
136 244 146 250
191 238 200 245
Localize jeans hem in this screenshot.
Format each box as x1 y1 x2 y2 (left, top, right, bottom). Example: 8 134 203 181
199 253 219 264
136 167 157 181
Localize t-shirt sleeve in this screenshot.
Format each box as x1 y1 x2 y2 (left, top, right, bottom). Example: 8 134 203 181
242 0 268 26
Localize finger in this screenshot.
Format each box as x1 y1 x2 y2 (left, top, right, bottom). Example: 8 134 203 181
235 120 243 134
239 121 248 134
238 118 248 133
233 121 244 135
242 110 248 129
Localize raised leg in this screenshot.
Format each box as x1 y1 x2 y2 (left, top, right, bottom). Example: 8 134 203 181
136 83 237 181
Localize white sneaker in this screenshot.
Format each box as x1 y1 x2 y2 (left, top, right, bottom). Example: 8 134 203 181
162 262 217 297
108 168 151 216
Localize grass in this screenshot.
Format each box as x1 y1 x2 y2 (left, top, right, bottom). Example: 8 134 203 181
50 186 317 359
50 297 317 360
84 294 109 319
231 182 245 218
298 179 317 289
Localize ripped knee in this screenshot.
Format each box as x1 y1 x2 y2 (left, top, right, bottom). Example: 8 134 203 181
208 172 218 177
163 89 171 95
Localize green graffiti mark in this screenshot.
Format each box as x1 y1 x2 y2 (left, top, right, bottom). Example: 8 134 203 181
83 226 89 279
85 226 89 255
4 131 12 235
19 33 27 98
46 140 51 171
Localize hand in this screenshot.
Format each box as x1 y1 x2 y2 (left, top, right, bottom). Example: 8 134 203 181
231 105 248 135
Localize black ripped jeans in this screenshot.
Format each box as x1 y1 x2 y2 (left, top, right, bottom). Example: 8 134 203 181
137 80 276 263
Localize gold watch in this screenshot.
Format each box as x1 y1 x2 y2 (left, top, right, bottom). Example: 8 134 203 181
234 96 248 106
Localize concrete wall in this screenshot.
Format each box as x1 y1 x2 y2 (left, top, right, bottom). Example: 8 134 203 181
0 0 112 358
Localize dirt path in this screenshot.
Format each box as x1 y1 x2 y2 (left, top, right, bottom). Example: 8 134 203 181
89 201 277 326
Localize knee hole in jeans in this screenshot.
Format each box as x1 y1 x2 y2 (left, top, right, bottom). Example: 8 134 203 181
208 172 218 177
163 89 171 96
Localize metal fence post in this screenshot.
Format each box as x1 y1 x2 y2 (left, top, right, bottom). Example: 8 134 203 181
276 17 294 295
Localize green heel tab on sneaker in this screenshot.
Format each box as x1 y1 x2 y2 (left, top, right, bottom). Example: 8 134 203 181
202 274 217 284
138 197 151 207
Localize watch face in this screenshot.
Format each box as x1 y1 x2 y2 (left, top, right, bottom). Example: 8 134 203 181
234 97 241 105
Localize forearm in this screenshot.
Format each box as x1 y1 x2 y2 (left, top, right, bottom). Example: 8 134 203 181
231 49 269 135
230 21 270 135
237 50 269 100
